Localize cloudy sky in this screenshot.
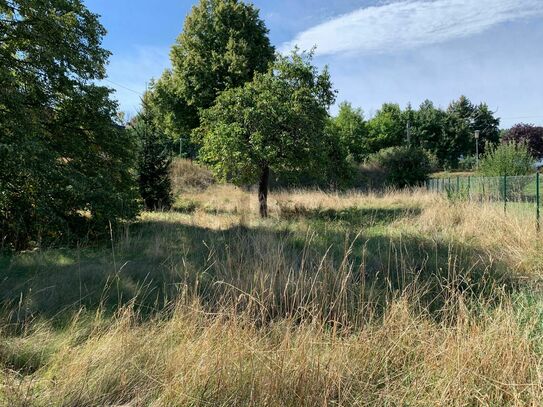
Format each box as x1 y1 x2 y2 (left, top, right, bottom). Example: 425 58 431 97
86 0 543 128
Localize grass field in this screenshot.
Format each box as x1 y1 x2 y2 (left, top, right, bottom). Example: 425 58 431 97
2 170 543 405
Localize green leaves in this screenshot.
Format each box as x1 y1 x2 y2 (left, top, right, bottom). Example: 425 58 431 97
0 0 138 249
198 51 336 187
479 142 535 177
171 0 274 110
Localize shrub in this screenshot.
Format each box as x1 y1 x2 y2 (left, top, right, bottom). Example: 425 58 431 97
479 142 534 176
365 146 433 188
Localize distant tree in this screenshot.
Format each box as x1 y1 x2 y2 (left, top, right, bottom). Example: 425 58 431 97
328 102 368 162
198 51 336 217
133 113 173 211
366 103 406 154
0 0 138 249
472 103 500 150
142 72 199 158
502 124 543 159
411 100 447 158
441 96 500 168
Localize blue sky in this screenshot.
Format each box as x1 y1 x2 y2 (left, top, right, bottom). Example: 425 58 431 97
86 0 543 128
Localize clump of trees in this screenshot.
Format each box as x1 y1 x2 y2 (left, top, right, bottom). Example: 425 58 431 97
142 0 275 158
137 0 509 217
1 0 138 249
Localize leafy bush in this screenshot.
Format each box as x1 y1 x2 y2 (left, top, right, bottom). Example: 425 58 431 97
365 146 433 188
479 142 534 176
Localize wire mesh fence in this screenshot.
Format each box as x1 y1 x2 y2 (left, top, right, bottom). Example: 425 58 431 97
427 173 541 229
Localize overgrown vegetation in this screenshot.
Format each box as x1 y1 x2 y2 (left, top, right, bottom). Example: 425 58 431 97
0 0 138 250
2 180 543 405
479 141 535 176
365 146 433 188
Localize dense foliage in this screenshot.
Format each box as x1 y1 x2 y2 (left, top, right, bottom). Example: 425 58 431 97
133 113 173 210
327 96 500 170
198 51 336 216
365 146 433 188
143 0 275 157
502 124 543 159
0 0 138 249
479 142 535 176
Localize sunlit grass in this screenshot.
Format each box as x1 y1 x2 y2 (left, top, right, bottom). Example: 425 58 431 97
2 182 543 405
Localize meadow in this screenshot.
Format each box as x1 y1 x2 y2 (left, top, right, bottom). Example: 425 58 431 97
1 160 543 406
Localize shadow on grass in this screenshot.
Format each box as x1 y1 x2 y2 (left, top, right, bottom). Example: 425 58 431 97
278 206 421 227
0 212 515 330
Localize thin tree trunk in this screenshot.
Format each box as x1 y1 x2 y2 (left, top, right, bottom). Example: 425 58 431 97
258 165 270 218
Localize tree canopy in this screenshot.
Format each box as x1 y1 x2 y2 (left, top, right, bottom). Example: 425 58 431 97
198 51 336 217
143 0 276 158
0 0 138 249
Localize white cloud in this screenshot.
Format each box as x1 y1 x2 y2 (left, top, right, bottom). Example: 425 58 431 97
281 0 543 56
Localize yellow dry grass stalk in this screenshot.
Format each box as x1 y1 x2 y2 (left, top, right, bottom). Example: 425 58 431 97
4 299 542 406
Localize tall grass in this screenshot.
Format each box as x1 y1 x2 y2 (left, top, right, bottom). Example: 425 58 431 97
1 185 543 406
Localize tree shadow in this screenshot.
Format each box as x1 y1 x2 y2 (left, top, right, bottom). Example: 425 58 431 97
278 205 421 227
0 215 515 331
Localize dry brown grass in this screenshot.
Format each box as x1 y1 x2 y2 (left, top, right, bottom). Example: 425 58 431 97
2 184 543 406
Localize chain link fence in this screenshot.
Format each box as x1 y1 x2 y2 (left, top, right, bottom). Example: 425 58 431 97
427 173 541 229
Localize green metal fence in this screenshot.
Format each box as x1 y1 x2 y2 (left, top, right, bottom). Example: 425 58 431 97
427 173 541 230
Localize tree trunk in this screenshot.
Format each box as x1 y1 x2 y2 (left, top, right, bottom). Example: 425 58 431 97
258 165 270 218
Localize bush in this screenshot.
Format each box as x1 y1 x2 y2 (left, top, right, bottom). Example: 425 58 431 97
365 146 433 188
479 142 534 176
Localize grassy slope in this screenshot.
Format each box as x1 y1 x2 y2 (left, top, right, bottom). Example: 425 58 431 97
1 180 543 405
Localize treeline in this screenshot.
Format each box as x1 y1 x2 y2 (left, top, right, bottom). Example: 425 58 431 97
138 0 503 213
329 97 500 169
1 0 538 250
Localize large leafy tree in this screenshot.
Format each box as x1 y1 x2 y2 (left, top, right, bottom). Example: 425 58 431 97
142 72 199 158
145 0 275 157
0 0 138 249
198 52 336 217
502 124 543 159
328 102 368 162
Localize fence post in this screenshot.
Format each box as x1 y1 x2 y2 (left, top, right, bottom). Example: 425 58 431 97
456 176 460 195
448 177 451 194
467 176 471 200
503 174 507 214
537 172 540 232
